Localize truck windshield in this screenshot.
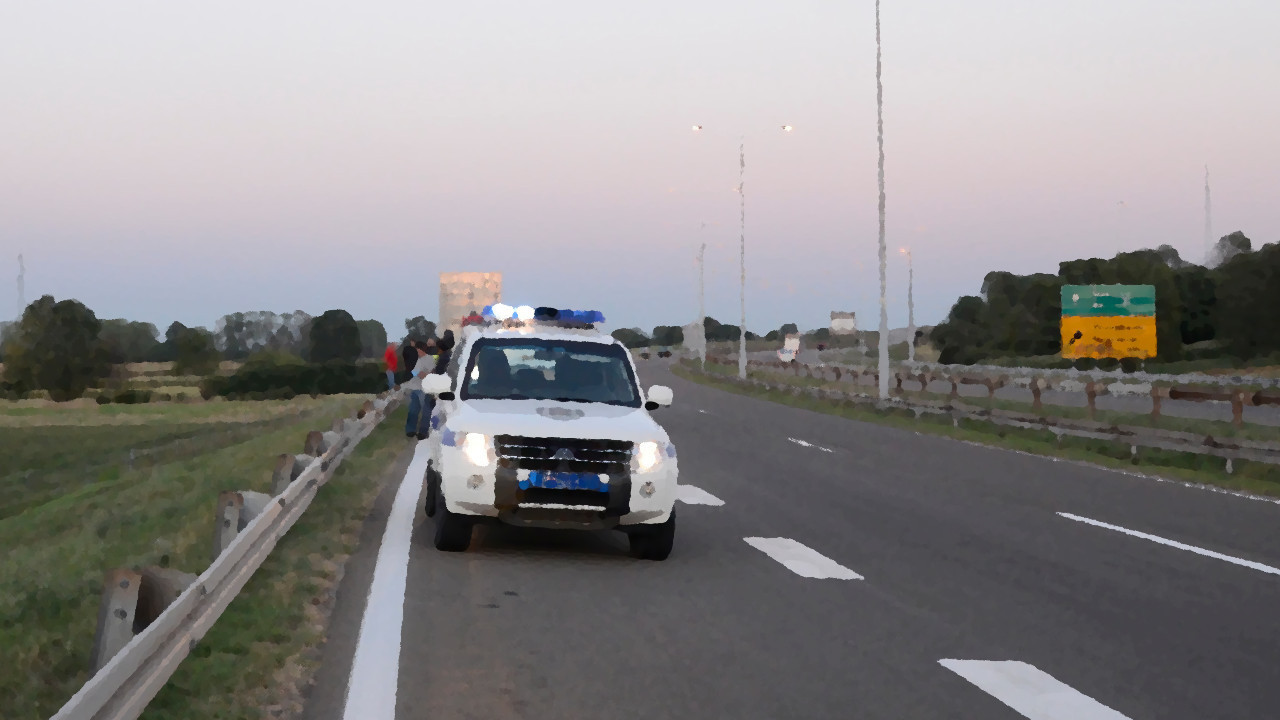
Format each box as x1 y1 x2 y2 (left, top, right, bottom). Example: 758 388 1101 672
460 338 641 407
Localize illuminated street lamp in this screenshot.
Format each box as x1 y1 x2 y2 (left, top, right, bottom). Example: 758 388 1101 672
691 123 793 379
900 247 914 363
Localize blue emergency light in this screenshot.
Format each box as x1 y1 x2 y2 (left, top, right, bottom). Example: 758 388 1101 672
480 304 605 325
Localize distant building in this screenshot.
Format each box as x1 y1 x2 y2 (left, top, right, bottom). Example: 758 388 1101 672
830 311 857 335
439 272 502 336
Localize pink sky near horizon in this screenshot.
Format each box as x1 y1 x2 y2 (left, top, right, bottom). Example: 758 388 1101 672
2 0 1277 339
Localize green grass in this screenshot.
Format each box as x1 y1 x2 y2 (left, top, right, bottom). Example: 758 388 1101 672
674 362 1280 499
138 405 410 720
0 396 374 720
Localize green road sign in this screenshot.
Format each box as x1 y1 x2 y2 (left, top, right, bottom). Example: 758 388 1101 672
1061 285 1156 317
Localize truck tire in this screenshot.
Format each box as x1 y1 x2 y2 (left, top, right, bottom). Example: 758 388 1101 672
628 508 675 561
433 490 472 552
423 466 439 518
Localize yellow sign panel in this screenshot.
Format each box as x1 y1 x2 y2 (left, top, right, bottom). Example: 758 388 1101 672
1060 315 1156 359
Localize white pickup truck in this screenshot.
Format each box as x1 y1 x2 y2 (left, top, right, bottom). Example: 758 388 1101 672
418 305 680 561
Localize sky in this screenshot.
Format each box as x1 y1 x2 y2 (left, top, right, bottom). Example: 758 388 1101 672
2 1 1278 340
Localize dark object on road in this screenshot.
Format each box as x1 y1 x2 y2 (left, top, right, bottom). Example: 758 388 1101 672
657 347 672 358
640 351 651 359
817 343 827 351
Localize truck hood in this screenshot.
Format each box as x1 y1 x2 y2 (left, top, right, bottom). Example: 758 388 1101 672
445 399 669 444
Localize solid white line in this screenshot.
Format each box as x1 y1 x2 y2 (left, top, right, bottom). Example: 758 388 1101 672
1058 512 1280 576
939 659 1131 720
787 437 833 453
340 442 429 720
743 537 862 579
677 484 725 506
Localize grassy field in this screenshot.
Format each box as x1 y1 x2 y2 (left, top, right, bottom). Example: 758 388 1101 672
0 394 389 720
674 362 1280 499
139 405 411 720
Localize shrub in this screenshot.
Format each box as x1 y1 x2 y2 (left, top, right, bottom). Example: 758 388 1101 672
207 358 383 399
111 389 153 404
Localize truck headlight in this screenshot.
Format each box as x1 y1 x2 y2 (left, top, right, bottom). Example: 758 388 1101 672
462 433 491 467
633 441 661 474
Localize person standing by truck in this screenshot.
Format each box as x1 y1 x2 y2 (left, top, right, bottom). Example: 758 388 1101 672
404 343 434 438
383 342 399 390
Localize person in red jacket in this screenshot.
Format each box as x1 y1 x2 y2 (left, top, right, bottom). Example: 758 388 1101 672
383 343 399 390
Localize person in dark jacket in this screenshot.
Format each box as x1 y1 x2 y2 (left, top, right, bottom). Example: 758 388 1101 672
399 340 420 385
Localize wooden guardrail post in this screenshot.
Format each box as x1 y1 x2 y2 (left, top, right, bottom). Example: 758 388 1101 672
212 491 243 562
1031 377 1044 413
1086 382 1099 421
1150 385 1165 424
134 567 198 634
270 453 309 496
90 568 142 672
949 375 959 400
1232 391 1246 429
212 490 272 561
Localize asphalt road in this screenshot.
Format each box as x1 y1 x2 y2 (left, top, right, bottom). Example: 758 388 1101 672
304 358 1280 720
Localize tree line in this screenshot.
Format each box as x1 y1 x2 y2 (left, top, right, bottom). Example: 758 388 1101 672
930 232 1280 367
610 317 818 349
0 298 445 401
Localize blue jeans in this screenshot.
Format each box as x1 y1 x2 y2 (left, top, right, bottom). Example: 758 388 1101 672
386 370 396 390
405 390 436 436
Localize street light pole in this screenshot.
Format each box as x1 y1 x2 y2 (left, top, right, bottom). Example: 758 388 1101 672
901 247 914 363
737 138 747 379
691 124 792 380
875 0 890 400
698 240 707 367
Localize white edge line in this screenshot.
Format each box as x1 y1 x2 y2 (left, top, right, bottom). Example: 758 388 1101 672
1058 512 1280 576
339 443 428 720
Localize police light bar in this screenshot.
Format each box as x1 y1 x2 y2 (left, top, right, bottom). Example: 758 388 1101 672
480 305 605 325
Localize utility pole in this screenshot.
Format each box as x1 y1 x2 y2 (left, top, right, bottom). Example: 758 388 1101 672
737 139 747 380
902 247 914 363
875 0 890 399
16 254 24 321
1203 165 1212 264
698 240 707 366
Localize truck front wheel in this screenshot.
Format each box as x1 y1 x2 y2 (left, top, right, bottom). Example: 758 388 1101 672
628 508 676 561
433 490 473 552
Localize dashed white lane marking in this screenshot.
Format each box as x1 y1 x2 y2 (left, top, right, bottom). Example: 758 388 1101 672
698 409 710 414
340 442 429 720
743 537 862 579
1058 512 1280 576
787 437 833 452
939 659 1132 719
677 484 725 506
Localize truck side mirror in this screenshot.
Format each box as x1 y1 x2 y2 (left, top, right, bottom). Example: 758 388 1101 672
645 385 673 410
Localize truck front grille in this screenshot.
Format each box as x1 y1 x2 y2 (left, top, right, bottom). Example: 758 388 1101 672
494 435 633 474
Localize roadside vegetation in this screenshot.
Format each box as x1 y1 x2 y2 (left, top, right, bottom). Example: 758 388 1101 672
0 395 378 719
139 406 411 720
674 361 1280 499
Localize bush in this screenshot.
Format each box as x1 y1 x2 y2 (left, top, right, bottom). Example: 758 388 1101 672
112 389 153 404
207 357 384 399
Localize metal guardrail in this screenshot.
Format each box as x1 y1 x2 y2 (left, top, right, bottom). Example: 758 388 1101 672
50 390 404 720
710 354 1280 429
902 360 1280 390
690 360 1280 470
